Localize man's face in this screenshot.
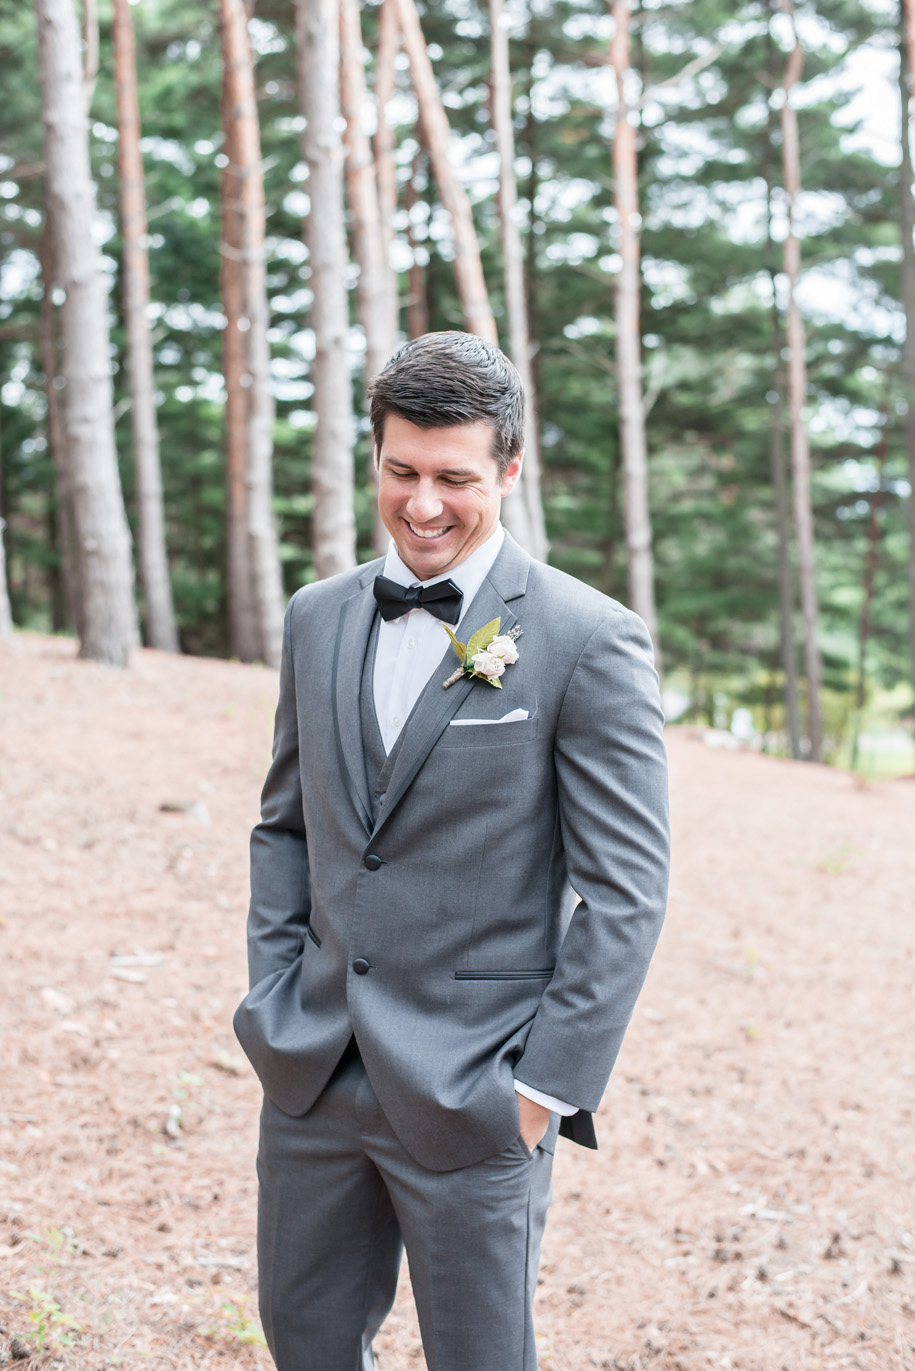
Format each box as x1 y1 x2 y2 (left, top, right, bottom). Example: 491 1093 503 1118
375 414 523 580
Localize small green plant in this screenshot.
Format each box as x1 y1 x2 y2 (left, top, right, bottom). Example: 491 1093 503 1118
817 843 853 876
164 1070 205 1139
200 1294 267 1348
27 1225 80 1257
11 1286 80 1356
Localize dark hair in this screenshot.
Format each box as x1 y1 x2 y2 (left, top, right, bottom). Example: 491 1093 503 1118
367 331 524 478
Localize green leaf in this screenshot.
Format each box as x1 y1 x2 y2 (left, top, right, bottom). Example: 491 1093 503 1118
441 622 467 663
465 617 501 662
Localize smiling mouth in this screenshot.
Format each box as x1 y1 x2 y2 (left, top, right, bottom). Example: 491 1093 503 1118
406 521 453 540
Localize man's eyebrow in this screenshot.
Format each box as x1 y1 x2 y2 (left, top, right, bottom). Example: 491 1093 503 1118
381 457 481 478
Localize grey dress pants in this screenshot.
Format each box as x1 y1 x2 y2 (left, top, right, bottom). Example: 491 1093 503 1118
256 1040 555 1371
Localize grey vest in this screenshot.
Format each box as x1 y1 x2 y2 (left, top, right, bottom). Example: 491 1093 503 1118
360 614 404 823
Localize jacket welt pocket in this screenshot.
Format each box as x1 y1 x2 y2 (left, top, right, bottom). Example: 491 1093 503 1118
438 718 539 748
453 969 553 981
306 924 321 949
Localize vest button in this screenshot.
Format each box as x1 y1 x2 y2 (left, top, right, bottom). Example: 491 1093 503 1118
364 853 382 871
352 958 371 975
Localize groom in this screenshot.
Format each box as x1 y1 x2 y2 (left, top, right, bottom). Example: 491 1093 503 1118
234 331 669 1371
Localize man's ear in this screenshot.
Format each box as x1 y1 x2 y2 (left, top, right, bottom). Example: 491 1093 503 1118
499 451 524 498
373 445 380 473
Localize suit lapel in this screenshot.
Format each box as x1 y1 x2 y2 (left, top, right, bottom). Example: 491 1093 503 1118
371 533 531 841
331 567 381 837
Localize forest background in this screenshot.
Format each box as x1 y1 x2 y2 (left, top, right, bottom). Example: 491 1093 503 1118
1 0 914 776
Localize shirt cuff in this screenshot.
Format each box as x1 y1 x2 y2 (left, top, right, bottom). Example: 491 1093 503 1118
513 1079 578 1117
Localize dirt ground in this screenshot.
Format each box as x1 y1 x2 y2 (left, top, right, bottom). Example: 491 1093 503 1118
0 632 913 1371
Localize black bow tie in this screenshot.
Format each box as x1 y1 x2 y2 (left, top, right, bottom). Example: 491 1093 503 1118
373 574 464 625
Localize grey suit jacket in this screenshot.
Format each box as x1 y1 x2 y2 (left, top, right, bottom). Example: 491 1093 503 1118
233 532 670 1172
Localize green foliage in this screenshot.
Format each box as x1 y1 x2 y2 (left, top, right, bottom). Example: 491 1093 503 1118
0 0 911 758
465 617 502 662
200 1293 267 1348
11 1286 81 1357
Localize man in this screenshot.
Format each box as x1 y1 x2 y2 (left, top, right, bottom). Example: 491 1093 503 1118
234 331 669 1371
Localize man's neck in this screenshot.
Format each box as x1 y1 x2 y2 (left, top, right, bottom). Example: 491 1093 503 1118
384 524 505 590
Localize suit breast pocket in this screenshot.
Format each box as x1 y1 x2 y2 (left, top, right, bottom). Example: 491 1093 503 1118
437 717 540 749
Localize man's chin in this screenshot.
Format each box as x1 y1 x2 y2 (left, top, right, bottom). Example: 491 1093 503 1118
395 528 463 578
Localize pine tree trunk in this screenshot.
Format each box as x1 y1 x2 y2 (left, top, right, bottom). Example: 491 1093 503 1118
220 0 285 662
522 34 544 476
340 0 398 386
609 0 660 666
395 0 538 549
899 0 915 716
370 0 400 554
488 0 548 564
850 415 889 770
339 0 398 557
219 88 258 662
395 0 496 343
779 5 823 760
764 36 801 760
112 0 179 653
220 0 285 667
35 0 137 667
37 214 81 634
769 347 802 759
296 0 357 580
404 156 429 340
372 0 399 289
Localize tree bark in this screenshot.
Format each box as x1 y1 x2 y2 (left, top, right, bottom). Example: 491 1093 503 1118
370 0 400 553
340 0 398 387
769 345 802 759
395 0 497 344
395 0 539 549
404 154 430 340
112 0 179 653
339 0 398 556
522 26 545 485
296 0 357 580
37 214 81 634
778 1 823 760
763 66 802 761
609 0 660 665
372 0 399 290
899 0 915 718
488 0 548 563
850 415 889 771
219 78 258 662
220 0 286 664
35 0 137 667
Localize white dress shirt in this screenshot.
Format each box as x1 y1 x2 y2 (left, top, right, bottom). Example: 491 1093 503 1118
371 523 577 1120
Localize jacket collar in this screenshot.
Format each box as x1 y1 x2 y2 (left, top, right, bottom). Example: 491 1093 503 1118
331 533 531 839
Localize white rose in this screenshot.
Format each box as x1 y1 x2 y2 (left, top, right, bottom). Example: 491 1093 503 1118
470 650 506 679
487 634 519 664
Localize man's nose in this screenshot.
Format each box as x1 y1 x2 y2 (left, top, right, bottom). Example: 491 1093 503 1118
406 484 444 523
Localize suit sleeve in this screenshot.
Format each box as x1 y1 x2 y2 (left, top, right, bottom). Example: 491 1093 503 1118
246 594 312 989
513 606 669 1112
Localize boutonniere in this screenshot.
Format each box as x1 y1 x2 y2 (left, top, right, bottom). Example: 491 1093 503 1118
441 618 522 688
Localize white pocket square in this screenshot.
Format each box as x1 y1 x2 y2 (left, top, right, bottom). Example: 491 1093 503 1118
450 709 530 727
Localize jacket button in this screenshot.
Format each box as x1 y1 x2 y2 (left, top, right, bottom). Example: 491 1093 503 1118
364 853 382 871
352 958 370 975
